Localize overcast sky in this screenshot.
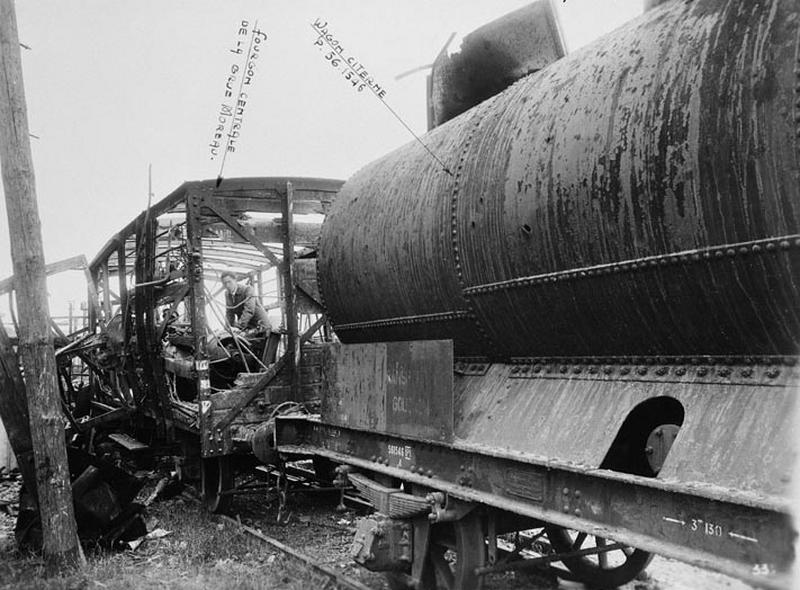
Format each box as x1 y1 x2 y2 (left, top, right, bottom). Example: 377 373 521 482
0 0 643 310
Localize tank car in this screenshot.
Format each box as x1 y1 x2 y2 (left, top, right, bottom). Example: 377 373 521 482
275 0 799 588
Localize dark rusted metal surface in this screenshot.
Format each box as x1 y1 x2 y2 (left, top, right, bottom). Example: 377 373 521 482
319 0 800 360
320 340 453 442
429 0 566 127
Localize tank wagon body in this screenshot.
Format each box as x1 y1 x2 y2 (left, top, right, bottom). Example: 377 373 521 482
275 0 799 588
319 0 799 360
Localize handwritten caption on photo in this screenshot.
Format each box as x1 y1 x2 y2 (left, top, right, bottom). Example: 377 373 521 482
311 19 387 99
209 20 267 162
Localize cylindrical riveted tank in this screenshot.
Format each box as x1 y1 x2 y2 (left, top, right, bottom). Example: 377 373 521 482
319 0 800 360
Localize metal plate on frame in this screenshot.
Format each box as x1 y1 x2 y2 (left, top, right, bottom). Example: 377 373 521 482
321 340 454 442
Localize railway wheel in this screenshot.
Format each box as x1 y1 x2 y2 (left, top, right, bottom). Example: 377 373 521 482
387 512 485 590
430 513 486 590
201 456 233 513
385 567 435 590
546 526 652 588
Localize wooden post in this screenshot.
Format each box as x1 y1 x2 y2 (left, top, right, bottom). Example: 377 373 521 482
101 260 112 320
0 0 84 571
134 212 173 440
281 182 297 399
185 189 216 455
255 270 263 301
117 243 127 341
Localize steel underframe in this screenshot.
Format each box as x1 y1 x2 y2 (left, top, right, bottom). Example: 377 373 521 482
275 417 794 590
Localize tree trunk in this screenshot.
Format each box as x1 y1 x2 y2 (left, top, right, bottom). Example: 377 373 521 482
0 323 37 497
0 0 84 572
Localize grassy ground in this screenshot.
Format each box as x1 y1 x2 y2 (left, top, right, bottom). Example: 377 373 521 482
0 476 760 590
0 498 315 590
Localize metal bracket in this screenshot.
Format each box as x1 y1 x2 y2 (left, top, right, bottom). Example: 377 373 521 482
426 492 475 523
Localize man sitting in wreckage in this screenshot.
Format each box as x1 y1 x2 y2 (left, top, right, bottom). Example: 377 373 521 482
218 271 280 370
221 271 272 333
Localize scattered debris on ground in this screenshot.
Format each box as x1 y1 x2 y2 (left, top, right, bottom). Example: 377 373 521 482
0 465 319 590
0 463 759 590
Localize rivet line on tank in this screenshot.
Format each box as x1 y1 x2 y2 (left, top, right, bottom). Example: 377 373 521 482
509 355 795 367
315 230 335 328
505 358 793 383
461 235 800 296
334 310 471 331
450 110 497 351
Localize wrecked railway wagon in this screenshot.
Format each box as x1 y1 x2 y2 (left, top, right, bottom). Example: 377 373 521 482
64 177 342 512
272 1 799 589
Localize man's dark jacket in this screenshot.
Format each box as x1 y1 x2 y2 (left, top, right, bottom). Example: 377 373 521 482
225 284 271 330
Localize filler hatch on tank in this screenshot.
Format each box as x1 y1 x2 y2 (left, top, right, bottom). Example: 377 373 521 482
429 0 566 128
